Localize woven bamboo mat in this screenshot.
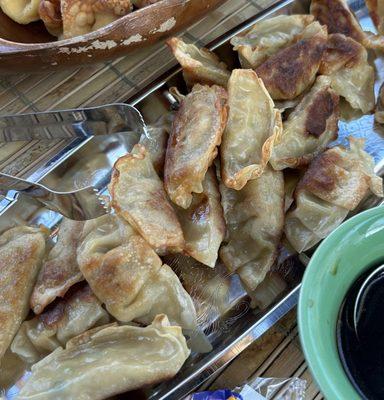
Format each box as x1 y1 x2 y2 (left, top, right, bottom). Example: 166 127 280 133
202 309 324 399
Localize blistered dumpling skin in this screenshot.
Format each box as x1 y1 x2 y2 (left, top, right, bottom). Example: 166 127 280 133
319 34 375 113
221 69 282 190
270 76 339 170
255 22 327 100
285 138 383 253
12 284 109 364
31 219 84 315
0 0 40 24
60 0 133 39
176 168 226 268
16 315 190 400
77 215 197 329
110 144 184 255
165 85 228 209
231 14 315 69
220 166 285 291
167 37 231 87
0 226 47 362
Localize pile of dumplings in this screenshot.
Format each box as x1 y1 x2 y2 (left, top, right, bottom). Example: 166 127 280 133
0 0 162 39
1 0 384 399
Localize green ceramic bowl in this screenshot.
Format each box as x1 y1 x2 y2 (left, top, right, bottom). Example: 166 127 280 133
298 205 384 399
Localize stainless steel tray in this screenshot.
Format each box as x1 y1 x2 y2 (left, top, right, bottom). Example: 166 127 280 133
2 0 384 399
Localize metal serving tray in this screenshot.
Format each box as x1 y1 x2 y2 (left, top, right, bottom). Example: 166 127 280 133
2 0 384 399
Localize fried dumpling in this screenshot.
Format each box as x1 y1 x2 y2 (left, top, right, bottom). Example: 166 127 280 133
138 114 173 175
17 315 190 400
270 76 339 170
220 166 285 291
167 37 231 87
0 0 40 24
319 34 375 113
310 0 382 49
164 84 228 209
0 226 47 362
255 21 327 100
12 284 109 364
375 82 384 123
30 219 84 315
366 0 384 34
176 168 226 268
220 69 282 190
77 215 197 329
231 14 315 69
285 138 383 253
110 144 184 255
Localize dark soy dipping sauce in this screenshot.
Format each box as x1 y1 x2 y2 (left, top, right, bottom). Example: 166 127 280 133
337 263 384 400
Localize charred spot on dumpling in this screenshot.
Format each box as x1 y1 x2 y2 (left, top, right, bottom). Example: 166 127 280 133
255 23 327 100
305 89 339 137
310 0 366 44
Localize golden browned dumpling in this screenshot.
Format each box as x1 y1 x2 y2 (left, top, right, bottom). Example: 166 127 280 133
319 34 375 113
255 21 327 100
0 0 40 24
285 138 383 253
176 168 226 268
164 84 228 209
221 69 282 190
110 144 184 255
270 75 339 170
77 214 197 329
167 37 231 87
366 0 384 34
0 226 47 362
220 166 285 291
12 284 109 364
30 218 84 315
16 315 190 400
231 14 315 69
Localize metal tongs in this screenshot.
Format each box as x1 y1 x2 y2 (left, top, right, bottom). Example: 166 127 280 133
0 104 148 220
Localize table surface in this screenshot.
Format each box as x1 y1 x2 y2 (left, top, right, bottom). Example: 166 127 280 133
0 2 323 399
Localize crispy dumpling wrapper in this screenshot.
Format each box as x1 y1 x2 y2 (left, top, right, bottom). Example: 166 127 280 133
230 14 315 69
16 315 190 400
12 284 109 365
30 218 84 315
221 69 282 190
319 33 375 114
176 168 226 268
167 37 231 87
164 84 228 209
285 138 383 253
255 21 327 100
110 144 184 255
0 0 40 24
310 0 384 49
77 214 197 329
0 226 47 362
270 75 339 170
220 166 285 291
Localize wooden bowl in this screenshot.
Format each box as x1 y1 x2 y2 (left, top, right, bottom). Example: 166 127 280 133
0 0 223 73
